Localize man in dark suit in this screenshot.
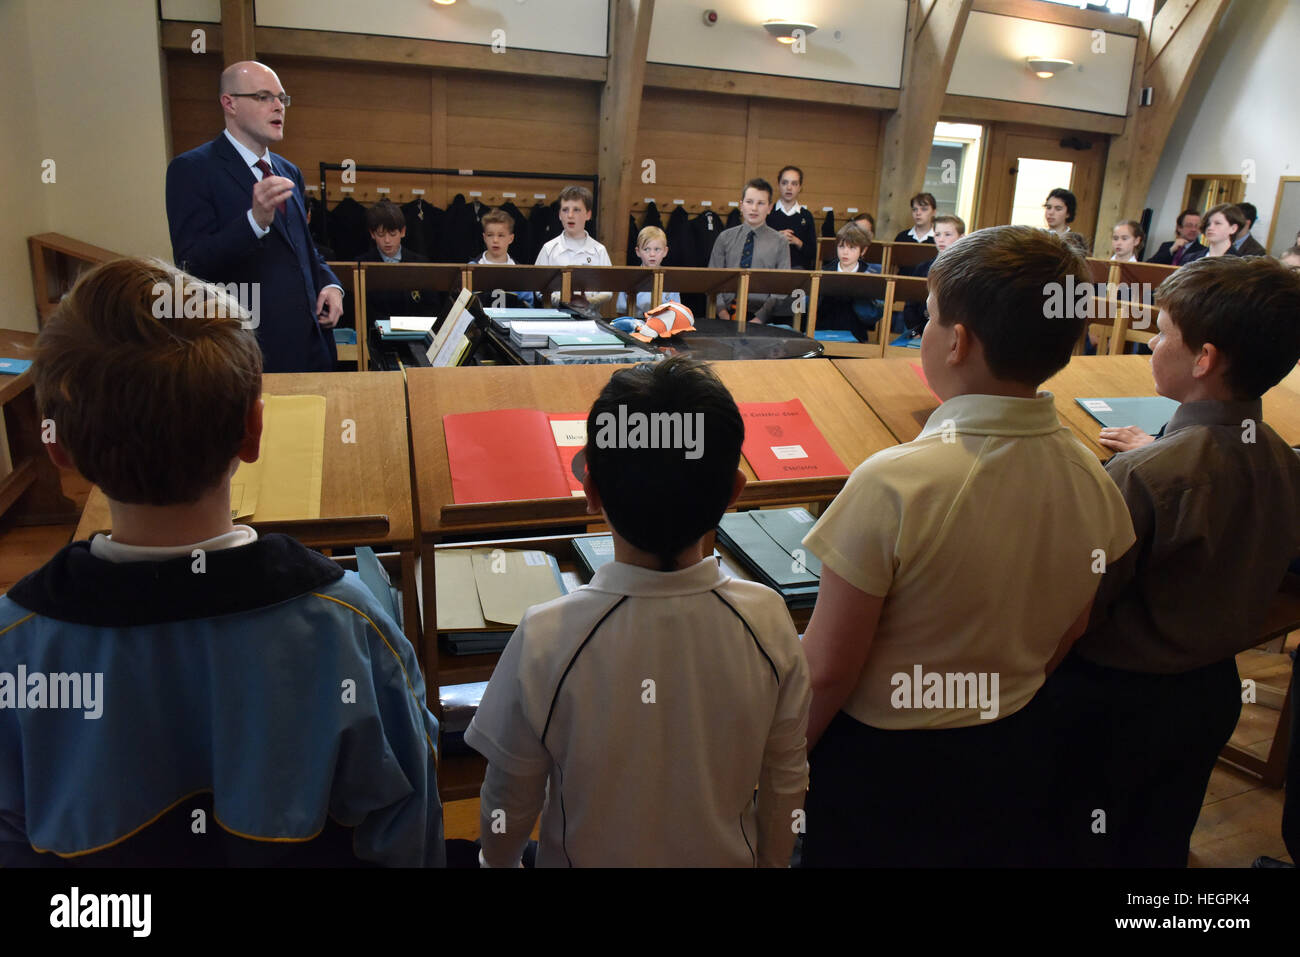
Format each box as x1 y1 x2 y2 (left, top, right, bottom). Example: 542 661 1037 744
1146 208 1206 266
1232 202 1268 257
166 61 342 373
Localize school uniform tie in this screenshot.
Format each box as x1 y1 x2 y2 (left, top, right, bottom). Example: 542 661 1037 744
740 230 754 268
255 159 287 215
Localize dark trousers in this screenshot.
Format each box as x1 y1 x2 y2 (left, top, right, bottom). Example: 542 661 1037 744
1043 653 1242 867
802 698 1057 867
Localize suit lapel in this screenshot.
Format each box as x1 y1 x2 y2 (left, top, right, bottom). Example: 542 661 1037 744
212 135 295 249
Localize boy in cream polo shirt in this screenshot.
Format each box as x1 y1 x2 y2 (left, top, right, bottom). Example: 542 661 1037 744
799 226 1135 867
466 357 810 867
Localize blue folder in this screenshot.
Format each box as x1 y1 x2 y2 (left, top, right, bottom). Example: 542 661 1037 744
1075 396 1180 435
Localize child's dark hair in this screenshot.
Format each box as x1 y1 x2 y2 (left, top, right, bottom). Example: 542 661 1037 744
927 225 1090 385
1154 256 1300 398
744 178 774 202
366 199 406 233
585 356 743 571
1046 188 1077 223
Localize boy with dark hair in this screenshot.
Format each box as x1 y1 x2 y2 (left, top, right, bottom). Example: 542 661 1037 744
1043 188 1090 254
851 212 876 242
798 226 1134 866
894 192 937 244
467 356 811 867
1052 256 1300 867
767 165 818 270
0 257 443 867
1233 202 1267 257
359 199 437 362
709 178 792 322
817 222 883 341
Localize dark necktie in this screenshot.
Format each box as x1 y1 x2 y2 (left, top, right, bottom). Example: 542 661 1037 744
255 159 287 215
1172 243 1187 267
740 230 754 268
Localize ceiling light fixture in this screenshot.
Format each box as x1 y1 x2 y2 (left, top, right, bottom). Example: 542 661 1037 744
432 0 456 6
763 20 818 44
1026 57 1074 78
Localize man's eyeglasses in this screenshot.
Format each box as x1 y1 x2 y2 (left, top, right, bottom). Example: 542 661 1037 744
230 91 291 107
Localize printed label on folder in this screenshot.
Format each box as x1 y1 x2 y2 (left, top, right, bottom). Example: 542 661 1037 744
737 399 849 481
772 445 808 460
1080 399 1113 413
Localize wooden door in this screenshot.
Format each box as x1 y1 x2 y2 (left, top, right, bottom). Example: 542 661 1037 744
977 124 1109 251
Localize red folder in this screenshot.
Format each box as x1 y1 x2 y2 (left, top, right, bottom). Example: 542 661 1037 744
737 399 849 481
443 409 588 504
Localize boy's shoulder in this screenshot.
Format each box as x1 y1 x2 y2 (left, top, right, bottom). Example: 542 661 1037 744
1108 412 1300 489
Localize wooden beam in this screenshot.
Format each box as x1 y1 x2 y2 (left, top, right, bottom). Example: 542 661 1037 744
597 0 655 251
643 63 900 110
941 94 1126 134
972 0 1142 37
1094 0 1231 248
162 22 609 83
877 0 974 241
220 0 255 66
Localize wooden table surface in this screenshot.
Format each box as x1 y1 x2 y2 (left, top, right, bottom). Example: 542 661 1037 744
833 354 1300 462
74 371 415 548
407 358 897 538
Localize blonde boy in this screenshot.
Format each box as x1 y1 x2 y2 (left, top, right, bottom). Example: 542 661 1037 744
616 226 681 317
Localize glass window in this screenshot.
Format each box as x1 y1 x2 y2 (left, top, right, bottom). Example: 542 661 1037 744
924 122 984 226
1011 158 1075 228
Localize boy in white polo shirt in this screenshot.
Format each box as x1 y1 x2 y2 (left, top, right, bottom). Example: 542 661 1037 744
798 225 1135 867
534 185 612 309
466 356 811 867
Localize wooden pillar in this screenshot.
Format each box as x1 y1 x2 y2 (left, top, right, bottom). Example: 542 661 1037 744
876 0 973 241
1093 0 1231 252
597 0 655 251
221 0 256 66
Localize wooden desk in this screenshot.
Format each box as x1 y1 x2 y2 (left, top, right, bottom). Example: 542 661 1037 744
656 267 745 320
462 263 563 302
834 355 1300 460
73 372 422 650
0 329 78 523
565 266 655 315
407 359 896 703
808 272 928 356
886 241 938 272
739 269 815 327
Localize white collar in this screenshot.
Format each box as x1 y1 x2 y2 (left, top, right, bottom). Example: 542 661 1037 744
380 249 403 263
777 200 803 216
91 525 259 564
477 254 516 264
836 260 860 272
560 232 593 250
909 225 934 242
223 128 270 170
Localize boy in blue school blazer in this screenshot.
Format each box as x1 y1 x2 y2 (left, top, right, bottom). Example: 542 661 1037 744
816 223 883 342
0 258 443 868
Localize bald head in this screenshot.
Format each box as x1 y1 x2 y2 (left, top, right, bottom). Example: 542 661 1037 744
220 61 287 152
220 61 282 95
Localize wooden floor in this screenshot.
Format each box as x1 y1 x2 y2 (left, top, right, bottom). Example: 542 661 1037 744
2 471 1293 868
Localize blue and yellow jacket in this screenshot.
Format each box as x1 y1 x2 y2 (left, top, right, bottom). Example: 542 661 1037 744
0 535 443 867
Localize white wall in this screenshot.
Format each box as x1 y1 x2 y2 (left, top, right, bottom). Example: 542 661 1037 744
1146 0 1300 254
647 0 907 88
24 0 173 275
160 0 220 22
947 11 1135 116
254 0 609 57
0 0 48 332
